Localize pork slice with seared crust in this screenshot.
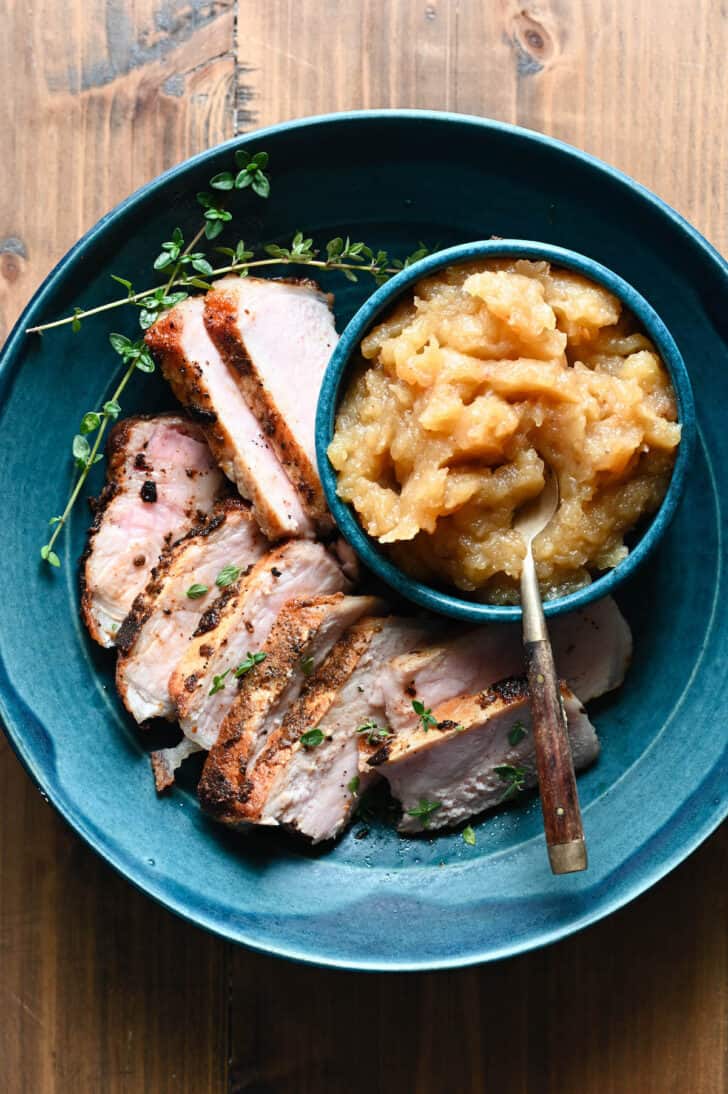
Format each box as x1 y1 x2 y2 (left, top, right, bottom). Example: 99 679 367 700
380 597 632 733
368 678 600 832
145 296 313 540
229 617 433 842
223 618 383 832
198 594 384 822
204 276 336 530
80 415 225 648
169 539 348 752
115 499 266 724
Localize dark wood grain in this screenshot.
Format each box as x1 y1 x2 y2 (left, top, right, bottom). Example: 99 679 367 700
228 823 727 1094
524 639 585 867
1 1 727 1092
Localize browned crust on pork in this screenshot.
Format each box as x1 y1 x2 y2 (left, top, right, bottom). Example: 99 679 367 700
478 675 530 708
146 305 297 541
368 676 566 767
168 540 300 721
167 577 245 717
203 287 333 533
202 617 384 825
197 594 348 820
79 414 208 646
192 580 242 638
269 275 334 300
114 497 250 656
150 750 177 792
114 501 254 721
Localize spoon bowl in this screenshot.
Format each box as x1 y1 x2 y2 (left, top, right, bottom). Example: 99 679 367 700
513 465 560 549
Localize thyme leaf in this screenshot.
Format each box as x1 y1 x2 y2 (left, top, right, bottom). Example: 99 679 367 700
462 825 476 846
355 719 392 746
494 764 527 803
234 651 266 677
406 799 442 828
412 699 437 732
300 728 324 748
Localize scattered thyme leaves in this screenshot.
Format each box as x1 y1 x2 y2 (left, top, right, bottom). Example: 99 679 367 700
494 763 527 803
412 699 437 732
462 825 476 846
207 652 265 695
209 669 232 696
348 775 360 796
215 563 240 588
406 799 442 829
300 655 315 676
300 728 324 748
234 652 266 677
355 719 392 746
508 720 527 747
186 584 209 600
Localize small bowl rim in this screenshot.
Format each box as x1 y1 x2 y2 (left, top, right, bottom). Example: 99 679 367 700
316 239 696 622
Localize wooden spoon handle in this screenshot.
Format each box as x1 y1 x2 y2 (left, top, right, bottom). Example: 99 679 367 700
524 638 587 874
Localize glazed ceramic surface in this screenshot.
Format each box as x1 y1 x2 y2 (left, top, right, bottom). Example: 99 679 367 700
0 112 725 970
316 239 696 622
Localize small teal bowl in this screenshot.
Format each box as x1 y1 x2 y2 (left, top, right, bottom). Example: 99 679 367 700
316 239 696 622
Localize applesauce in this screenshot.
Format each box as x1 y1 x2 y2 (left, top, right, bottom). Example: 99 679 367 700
327 259 681 603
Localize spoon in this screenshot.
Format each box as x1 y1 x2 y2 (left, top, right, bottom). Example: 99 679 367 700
514 465 588 874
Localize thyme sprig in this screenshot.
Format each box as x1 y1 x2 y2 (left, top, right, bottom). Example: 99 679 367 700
40 335 155 566
38 150 272 566
35 144 431 568
26 233 430 336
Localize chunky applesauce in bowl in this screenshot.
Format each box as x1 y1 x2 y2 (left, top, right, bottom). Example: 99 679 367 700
317 242 694 621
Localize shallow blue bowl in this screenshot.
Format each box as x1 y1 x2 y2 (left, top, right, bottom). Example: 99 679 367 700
0 111 726 971
316 240 696 622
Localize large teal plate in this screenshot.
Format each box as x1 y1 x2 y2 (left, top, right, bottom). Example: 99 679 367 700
0 111 726 971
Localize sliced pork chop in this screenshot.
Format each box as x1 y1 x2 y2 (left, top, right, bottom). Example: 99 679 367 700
204 276 337 529
380 597 632 733
115 499 266 723
235 617 433 843
368 678 600 832
151 738 203 792
169 539 348 753
146 296 313 540
80 415 225 648
198 595 383 822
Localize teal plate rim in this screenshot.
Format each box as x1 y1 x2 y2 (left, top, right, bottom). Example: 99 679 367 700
1 109 727 971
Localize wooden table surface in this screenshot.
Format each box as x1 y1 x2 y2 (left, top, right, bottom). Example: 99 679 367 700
1 2 726 1091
